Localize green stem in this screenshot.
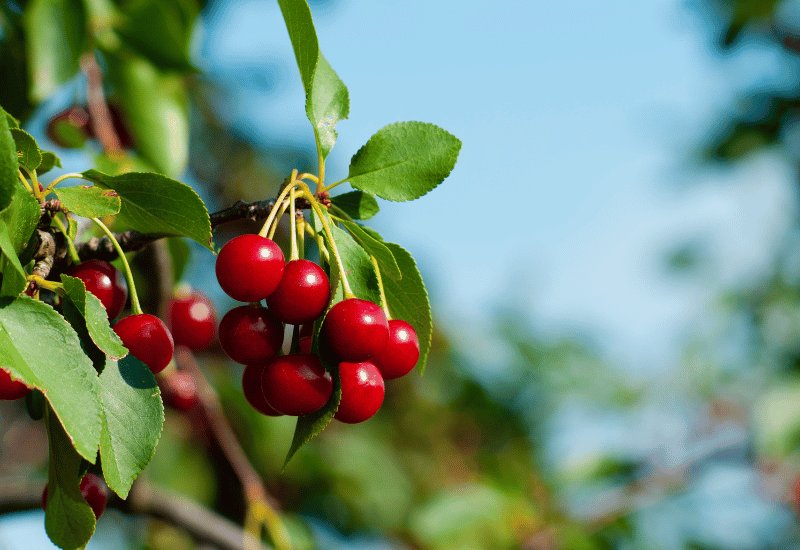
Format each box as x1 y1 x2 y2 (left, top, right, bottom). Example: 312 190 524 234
17 170 32 193
267 199 291 240
258 175 297 239
315 142 325 192
20 166 43 201
51 215 81 265
92 217 142 315
319 177 347 192
289 187 298 261
296 213 305 260
46 172 90 191
370 255 391 320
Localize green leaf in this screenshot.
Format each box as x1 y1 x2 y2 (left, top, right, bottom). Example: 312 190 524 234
283 362 341 470
106 53 188 177
81 170 213 250
5 112 20 129
98 354 164 498
37 151 63 176
335 219 401 281
0 184 41 253
330 190 379 220
24 0 87 102
379 242 432 374
55 185 121 218
10 128 42 170
0 220 28 296
276 0 349 160
0 106 17 212
44 410 96 550
347 122 461 202
326 222 382 306
0 297 102 460
60 275 128 359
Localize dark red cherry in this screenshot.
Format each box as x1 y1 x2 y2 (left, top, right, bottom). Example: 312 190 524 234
261 354 332 416
67 260 128 320
0 368 30 400
168 290 216 351
215 235 285 302
266 259 330 325
161 372 199 412
242 363 282 416
370 320 420 380
322 298 389 362
218 305 284 365
42 473 108 519
334 361 385 424
113 314 174 374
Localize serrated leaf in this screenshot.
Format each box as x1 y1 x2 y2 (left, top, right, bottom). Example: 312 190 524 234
335 219 401 281
98 354 164 498
24 0 87 102
44 410 96 550
37 151 62 176
379 242 432 374
283 361 341 470
81 170 212 250
60 275 127 359
326 222 382 305
0 297 102 460
348 122 461 202
330 190 379 220
0 220 27 295
55 185 121 218
0 184 41 253
276 0 349 160
10 128 41 170
0 106 17 212
4 112 20 129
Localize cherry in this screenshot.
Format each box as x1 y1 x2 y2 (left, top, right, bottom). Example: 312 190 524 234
370 320 420 380
168 291 216 351
161 372 199 412
261 354 332 416
242 363 282 416
46 105 91 148
42 473 108 519
67 260 128 320
218 305 284 365
113 314 174 374
266 259 330 325
322 298 389 362
334 361 385 424
215 235 285 302
0 368 30 400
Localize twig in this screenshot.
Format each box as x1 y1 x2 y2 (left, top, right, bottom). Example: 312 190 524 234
80 53 122 155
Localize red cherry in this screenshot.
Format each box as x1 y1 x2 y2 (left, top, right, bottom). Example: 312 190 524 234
261 354 332 416
161 372 199 412
67 260 128 320
218 305 284 365
334 362 385 424
370 320 420 380
113 314 174 374
0 368 30 400
322 298 389 362
215 235 285 302
266 259 330 325
242 363 282 416
42 473 108 519
168 291 216 351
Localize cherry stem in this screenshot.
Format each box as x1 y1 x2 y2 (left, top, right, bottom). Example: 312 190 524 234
289 324 300 354
50 215 81 265
267 199 291 241
296 173 319 184
258 172 297 238
289 187 298 261
370 255 391 320
296 212 305 260
91 217 143 315
29 275 64 294
17 170 32 194
20 166 43 202
295 181 354 298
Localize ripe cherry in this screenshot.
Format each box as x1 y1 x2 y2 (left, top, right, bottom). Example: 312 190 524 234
334 361 385 424
168 291 216 351
161 372 199 412
0 368 30 400
218 305 284 365
370 320 420 380
113 314 174 374
42 473 108 519
242 363 282 416
266 259 330 325
322 298 389 362
215 235 285 302
67 260 128 320
261 354 332 416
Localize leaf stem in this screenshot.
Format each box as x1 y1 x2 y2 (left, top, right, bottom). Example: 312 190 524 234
51 215 81 265
47 172 90 191
91 217 142 315
319 177 347 192
17 170 32 194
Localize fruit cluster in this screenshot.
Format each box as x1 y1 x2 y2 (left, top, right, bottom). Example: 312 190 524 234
215 233 420 424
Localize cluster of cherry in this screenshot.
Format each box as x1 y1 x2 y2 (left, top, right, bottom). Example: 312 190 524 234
215 233 420 424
